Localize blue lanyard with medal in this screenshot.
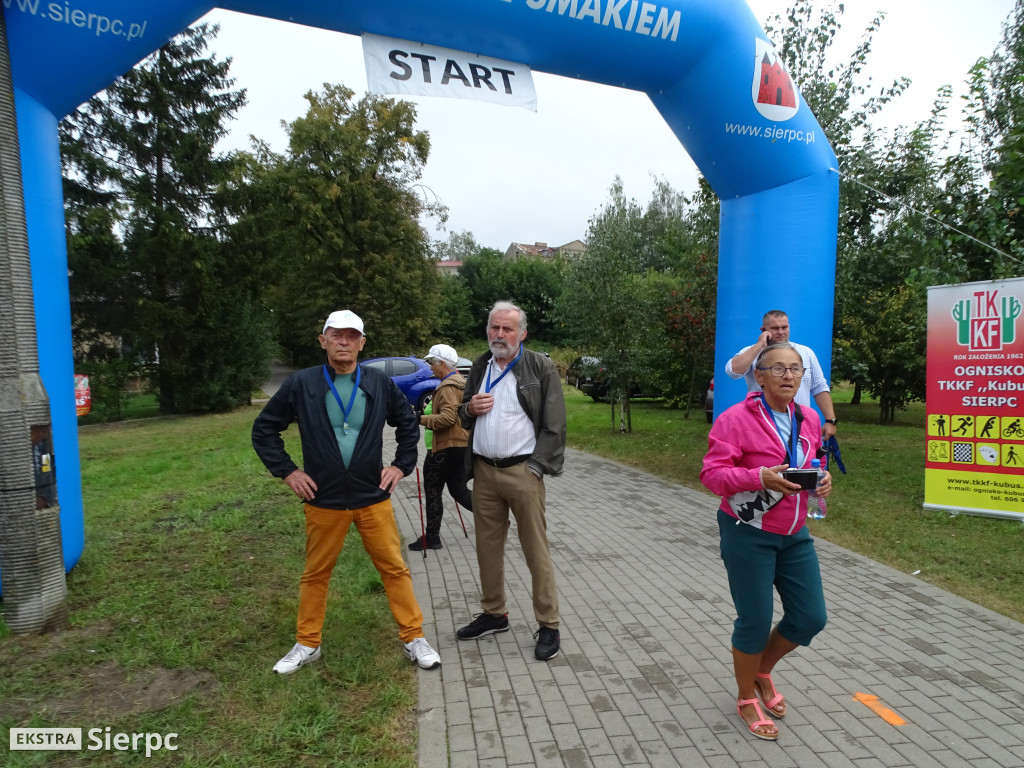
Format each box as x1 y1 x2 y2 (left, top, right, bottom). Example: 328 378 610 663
324 364 360 433
484 345 523 393
761 392 798 466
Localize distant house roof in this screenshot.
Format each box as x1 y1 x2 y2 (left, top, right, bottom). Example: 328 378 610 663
504 240 586 261
436 259 463 276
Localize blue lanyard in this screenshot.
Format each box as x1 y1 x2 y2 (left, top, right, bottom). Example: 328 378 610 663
441 371 457 381
761 393 798 466
323 364 361 433
484 345 522 393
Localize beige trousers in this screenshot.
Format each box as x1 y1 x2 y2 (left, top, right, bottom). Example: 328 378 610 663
472 459 559 629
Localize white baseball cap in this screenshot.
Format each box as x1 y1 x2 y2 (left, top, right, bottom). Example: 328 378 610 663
322 310 364 336
424 343 458 367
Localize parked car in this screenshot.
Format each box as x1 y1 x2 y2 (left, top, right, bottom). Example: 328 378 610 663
565 356 604 398
705 378 714 423
456 356 473 376
566 355 656 401
361 356 437 414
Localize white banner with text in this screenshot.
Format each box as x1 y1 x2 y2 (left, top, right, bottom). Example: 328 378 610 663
362 33 537 111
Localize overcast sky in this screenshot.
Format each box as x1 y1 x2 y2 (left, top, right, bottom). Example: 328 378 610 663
201 1 1017 252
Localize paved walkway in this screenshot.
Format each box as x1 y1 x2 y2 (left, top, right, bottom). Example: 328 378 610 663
388 439 1024 768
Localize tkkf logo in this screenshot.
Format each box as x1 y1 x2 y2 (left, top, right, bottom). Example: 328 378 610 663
952 289 1022 351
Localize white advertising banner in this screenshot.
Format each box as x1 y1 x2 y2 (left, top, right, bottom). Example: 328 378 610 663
362 33 537 111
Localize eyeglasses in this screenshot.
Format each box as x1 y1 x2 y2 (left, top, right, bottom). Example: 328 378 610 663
756 365 806 377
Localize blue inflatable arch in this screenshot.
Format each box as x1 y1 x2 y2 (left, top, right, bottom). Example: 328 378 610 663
4 0 838 573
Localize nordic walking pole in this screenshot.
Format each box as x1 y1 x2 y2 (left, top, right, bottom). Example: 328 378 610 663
416 467 426 558
454 501 468 538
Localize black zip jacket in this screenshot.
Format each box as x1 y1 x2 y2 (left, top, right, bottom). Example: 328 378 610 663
252 363 419 510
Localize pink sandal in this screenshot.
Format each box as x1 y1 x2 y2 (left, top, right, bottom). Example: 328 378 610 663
737 697 779 741
755 672 786 718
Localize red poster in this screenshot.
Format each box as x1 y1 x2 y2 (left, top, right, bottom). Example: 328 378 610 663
925 279 1024 519
74 374 91 417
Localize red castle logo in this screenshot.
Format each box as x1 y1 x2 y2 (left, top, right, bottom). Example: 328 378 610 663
752 39 799 122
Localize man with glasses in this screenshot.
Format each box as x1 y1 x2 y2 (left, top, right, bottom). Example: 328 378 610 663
252 310 441 675
725 310 837 438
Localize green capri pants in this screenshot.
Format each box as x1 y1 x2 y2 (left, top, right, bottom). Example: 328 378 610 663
718 509 828 654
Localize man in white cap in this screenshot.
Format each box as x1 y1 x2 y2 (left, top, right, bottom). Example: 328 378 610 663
252 309 441 674
412 343 473 550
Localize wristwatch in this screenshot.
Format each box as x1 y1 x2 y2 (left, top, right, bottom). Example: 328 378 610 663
824 418 838 425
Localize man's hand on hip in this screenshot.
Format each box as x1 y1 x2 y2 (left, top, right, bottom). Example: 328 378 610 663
283 469 317 501
380 465 404 493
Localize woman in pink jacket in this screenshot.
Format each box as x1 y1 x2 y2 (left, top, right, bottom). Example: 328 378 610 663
700 343 833 741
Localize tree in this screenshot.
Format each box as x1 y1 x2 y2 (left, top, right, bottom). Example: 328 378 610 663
559 177 690 431
661 178 719 416
458 247 511 326
766 1 941 420
62 23 268 414
432 229 483 262
242 85 443 365
456 247 567 344
435 275 476 344
61 102 136 420
961 0 1024 274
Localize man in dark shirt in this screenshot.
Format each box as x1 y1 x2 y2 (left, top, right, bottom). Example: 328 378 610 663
252 309 440 674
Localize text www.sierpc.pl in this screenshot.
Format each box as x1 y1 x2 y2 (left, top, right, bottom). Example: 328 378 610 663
724 122 818 145
3 0 147 41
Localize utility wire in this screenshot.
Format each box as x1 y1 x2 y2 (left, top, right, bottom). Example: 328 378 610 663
828 166 1024 268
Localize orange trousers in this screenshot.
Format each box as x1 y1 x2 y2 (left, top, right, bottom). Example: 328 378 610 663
297 500 425 646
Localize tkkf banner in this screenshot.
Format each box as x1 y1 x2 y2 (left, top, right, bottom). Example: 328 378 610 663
925 278 1024 520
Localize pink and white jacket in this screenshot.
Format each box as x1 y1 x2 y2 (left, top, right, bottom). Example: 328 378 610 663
700 392 823 535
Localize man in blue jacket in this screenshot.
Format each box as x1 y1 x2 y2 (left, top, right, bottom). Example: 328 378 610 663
252 309 440 674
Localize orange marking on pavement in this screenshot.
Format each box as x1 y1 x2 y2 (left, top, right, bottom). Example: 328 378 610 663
854 692 907 725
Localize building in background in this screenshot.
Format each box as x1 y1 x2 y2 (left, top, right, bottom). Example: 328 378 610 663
504 240 586 261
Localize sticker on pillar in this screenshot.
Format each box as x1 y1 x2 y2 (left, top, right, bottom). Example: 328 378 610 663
75 374 91 416
752 39 799 122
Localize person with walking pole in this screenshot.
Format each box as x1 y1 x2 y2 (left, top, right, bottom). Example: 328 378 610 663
410 343 473 551
252 310 441 674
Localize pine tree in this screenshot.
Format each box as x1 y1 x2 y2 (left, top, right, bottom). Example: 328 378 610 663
62 23 269 413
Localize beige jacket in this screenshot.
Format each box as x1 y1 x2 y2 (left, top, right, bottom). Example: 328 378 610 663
420 373 469 452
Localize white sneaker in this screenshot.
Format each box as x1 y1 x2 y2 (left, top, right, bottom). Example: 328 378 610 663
273 642 321 674
403 637 441 670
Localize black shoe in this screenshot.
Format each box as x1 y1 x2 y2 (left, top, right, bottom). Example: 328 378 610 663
456 613 510 640
408 536 442 551
534 626 560 661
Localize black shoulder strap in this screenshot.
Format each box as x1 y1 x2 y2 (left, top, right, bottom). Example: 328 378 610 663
791 405 805 465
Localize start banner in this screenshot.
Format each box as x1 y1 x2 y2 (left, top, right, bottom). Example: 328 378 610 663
925 278 1024 519
362 33 537 111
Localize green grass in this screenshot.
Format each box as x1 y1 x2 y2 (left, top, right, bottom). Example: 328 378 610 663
77 392 161 425
564 383 1024 623
0 409 415 767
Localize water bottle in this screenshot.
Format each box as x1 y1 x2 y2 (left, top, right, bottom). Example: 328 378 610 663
807 458 828 520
